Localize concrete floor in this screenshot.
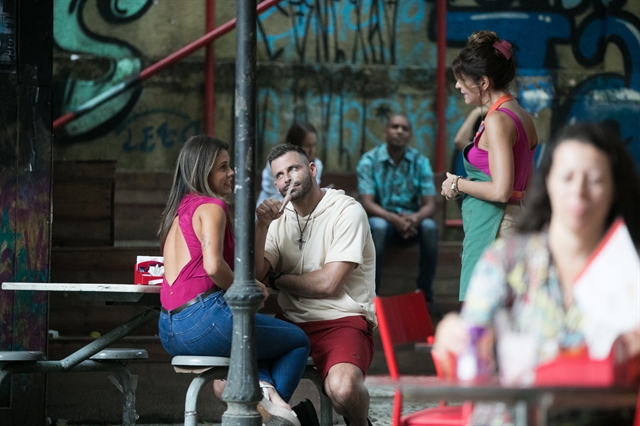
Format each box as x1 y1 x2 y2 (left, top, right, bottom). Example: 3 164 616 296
57 377 439 426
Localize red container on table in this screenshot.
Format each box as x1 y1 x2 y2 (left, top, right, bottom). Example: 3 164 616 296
134 256 164 285
535 339 640 387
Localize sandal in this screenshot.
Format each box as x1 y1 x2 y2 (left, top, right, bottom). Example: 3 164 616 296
258 382 301 426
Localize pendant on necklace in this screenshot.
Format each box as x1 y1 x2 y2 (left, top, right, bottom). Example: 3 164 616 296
298 233 305 250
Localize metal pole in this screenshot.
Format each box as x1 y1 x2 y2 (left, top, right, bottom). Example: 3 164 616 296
205 0 216 135
221 0 262 424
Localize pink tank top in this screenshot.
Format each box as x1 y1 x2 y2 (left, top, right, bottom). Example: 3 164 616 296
160 193 234 310
466 108 536 192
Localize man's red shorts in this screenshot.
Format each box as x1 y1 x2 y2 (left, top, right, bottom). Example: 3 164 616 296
278 314 374 382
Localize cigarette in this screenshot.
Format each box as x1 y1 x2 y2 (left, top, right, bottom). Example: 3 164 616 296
279 172 297 212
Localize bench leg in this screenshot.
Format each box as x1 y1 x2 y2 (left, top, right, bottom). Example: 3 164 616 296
303 367 333 426
183 368 228 426
113 369 138 426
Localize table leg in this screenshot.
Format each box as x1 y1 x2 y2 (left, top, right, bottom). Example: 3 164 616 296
60 308 158 370
536 392 554 426
514 400 528 426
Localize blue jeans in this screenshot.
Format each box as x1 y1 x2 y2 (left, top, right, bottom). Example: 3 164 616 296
369 217 439 306
158 290 310 402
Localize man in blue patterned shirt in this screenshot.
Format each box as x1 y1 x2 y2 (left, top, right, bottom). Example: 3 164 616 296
357 115 439 312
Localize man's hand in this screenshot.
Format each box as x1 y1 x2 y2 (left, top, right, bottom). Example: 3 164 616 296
399 212 419 239
256 198 285 228
254 279 269 309
389 213 418 239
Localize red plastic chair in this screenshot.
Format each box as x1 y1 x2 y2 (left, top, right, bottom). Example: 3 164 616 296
374 290 471 426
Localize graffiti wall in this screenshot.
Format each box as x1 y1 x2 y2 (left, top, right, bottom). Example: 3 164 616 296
52 0 640 172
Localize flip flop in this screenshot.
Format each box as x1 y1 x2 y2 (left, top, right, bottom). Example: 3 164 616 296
258 383 301 426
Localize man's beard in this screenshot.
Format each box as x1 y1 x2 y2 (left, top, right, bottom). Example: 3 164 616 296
281 172 312 201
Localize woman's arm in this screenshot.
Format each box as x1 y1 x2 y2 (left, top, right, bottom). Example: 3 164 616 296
453 106 483 151
442 112 516 203
195 203 235 290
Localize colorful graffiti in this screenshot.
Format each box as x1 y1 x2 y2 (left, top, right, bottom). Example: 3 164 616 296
115 108 200 153
254 0 640 170
0 179 50 353
53 0 152 144
50 0 640 171
258 0 430 65
437 0 640 165
0 0 17 74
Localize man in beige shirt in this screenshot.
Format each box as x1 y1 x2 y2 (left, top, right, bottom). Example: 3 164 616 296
256 144 376 426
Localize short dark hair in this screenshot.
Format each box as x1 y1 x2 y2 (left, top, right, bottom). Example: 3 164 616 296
517 123 640 245
452 30 516 91
267 143 309 165
387 114 412 131
286 122 317 146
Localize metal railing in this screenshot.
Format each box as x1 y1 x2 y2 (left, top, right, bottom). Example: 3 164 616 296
52 0 284 133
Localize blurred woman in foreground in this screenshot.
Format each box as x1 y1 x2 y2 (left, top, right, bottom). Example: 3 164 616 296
434 123 640 425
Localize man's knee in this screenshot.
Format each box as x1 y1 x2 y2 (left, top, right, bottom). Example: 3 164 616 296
420 218 438 238
368 217 389 235
324 364 366 404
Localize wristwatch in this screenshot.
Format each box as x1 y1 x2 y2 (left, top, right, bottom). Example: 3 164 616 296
451 176 461 199
268 271 283 290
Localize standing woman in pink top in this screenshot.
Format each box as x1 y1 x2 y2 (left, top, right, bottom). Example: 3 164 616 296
441 31 538 300
157 135 309 426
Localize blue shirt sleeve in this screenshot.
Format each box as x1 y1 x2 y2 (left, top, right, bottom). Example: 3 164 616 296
417 156 436 197
356 154 375 195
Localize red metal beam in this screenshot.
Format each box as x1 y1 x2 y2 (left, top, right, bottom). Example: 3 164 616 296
205 0 216 136
435 0 447 173
53 0 284 133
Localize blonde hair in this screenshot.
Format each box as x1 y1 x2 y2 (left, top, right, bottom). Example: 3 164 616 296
158 135 230 247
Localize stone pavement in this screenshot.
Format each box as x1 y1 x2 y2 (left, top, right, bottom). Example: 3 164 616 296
63 377 438 426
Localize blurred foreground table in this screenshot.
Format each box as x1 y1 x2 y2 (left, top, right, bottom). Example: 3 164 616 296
366 375 638 426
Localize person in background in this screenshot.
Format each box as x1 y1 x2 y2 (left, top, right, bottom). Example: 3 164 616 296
357 114 438 314
441 30 538 301
257 121 323 207
256 144 377 426
434 123 640 425
157 135 310 426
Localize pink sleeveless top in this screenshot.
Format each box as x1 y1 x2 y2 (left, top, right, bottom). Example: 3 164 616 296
466 108 536 192
160 193 234 310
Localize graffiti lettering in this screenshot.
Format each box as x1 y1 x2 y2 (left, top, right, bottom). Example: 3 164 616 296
118 109 200 153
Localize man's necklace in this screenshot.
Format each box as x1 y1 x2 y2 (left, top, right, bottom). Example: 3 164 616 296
294 205 318 250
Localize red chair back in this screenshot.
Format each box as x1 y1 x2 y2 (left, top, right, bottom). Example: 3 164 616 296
374 290 434 379
376 291 470 426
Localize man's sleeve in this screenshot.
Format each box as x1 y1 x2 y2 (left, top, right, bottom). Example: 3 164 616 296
356 154 375 196
324 203 369 266
418 156 437 197
263 224 280 271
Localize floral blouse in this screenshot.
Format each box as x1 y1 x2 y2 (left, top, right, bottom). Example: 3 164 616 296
461 232 586 365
